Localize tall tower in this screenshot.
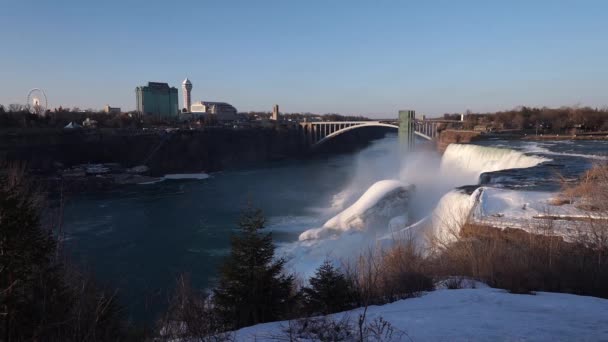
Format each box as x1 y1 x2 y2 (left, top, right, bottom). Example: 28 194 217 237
182 78 193 112
272 104 279 121
398 110 416 151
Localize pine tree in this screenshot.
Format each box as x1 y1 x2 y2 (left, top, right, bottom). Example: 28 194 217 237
303 259 358 315
0 165 127 341
213 208 294 329
0 165 67 340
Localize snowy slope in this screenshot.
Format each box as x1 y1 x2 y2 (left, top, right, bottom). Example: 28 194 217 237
235 287 608 341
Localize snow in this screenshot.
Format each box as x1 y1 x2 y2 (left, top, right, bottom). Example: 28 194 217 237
299 180 412 241
469 187 607 239
477 187 569 219
235 287 608 341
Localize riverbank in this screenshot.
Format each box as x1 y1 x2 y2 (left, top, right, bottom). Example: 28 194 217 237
0 126 392 193
436 129 608 152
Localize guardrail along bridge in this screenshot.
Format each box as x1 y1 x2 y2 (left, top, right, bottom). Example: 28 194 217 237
299 110 451 149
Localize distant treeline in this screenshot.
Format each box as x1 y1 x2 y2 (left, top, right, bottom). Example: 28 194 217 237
444 106 608 132
245 111 370 122
0 105 142 129
0 104 370 130
4 103 607 133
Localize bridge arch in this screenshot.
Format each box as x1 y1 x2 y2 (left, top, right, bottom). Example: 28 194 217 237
311 122 432 148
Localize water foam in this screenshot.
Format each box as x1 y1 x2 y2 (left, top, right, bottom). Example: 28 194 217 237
522 142 608 160
441 144 550 184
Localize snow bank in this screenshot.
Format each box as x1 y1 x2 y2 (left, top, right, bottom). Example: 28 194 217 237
470 187 607 239
299 180 413 241
441 144 549 184
236 288 608 341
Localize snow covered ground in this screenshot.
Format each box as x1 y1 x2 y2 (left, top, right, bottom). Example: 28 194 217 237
469 187 607 239
235 287 608 341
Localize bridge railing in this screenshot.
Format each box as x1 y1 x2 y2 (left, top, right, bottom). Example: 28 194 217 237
298 118 447 146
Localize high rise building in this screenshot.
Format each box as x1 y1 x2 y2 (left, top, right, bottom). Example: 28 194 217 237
135 82 179 117
182 78 192 112
272 104 279 121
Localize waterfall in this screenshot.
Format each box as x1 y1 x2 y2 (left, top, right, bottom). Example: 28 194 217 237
440 144 549 184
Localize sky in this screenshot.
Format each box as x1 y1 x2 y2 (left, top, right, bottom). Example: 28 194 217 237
0 0 607 117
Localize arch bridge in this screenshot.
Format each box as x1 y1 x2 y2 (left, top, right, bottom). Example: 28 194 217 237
299 111 450 149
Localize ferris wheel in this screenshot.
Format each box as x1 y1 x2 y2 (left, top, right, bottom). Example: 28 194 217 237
26 88 48 115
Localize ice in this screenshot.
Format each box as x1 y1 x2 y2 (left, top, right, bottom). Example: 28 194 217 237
469 187 608 239
299 180 412 241
282 143 558 277
430 189 478 245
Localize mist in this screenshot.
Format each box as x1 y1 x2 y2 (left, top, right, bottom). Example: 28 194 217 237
278 135 550 278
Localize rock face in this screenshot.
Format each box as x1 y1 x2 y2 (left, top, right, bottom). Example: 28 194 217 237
436 130 481 153
0 127 393 176
299 180 414 240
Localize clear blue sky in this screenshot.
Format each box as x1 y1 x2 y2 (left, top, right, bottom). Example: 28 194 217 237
1 0 606 117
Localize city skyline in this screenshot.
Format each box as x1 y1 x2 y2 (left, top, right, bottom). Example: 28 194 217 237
1 0 607 117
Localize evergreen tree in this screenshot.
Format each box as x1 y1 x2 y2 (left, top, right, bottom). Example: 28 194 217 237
303 260 358 315
213 208 294 329
0 166 68 340
0 166 128 341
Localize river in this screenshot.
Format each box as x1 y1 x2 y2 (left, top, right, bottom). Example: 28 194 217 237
62 135 607 322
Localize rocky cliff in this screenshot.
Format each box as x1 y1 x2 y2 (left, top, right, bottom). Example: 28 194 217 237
0 126 392 176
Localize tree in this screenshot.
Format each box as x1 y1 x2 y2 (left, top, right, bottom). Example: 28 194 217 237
213 208 294 329
7 104 26 113
303 259 358 315
0 164 66 340
159 274 232 341
0 165 129 341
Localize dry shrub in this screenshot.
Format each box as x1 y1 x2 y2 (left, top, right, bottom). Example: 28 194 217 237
275 315 355 341
562 163 608 211
432 221 608 297
273 315 407 342
378 241 434 302
157 274 233 342
429 163 608 296
345 239 433 307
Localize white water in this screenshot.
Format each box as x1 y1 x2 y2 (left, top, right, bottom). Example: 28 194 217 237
278 141 553 277
440 144 550 184
521 142 608 160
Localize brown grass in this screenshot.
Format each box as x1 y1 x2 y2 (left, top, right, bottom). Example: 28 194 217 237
562 163 608 212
